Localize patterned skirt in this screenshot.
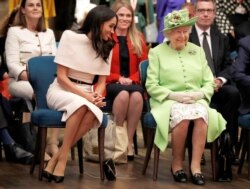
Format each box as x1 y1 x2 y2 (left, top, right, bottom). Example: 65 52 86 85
169 102 208 129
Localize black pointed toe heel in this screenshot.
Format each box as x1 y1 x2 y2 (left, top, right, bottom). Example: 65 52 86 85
52 174 64 183
41 170 53 182
127 155 134 161
171 168 187 183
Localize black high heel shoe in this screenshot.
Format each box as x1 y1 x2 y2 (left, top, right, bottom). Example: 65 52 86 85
41 170 53 182
127 146 134 161
127 155 134 161
41 159 53 182
52 174 64 183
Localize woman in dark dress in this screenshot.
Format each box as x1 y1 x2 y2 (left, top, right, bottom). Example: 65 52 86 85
106 0 148 161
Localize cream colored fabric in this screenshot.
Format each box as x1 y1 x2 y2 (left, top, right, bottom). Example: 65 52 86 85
5 26 56 101
54 30 112 76
113 121 128 164
5 26 56 80
47 78 102 125
83 116 128 164
47 30 112 124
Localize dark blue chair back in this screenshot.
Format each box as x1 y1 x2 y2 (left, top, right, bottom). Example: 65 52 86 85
139 60 149 89
139 60 156 128
238 114 250 128
28 56 56 109
237 114 250 180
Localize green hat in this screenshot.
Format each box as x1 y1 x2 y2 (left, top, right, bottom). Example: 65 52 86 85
162 9 197 32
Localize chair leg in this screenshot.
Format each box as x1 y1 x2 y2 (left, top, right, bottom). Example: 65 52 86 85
235 129 245 161
133 132 138 155
153 144 160 181
71 148 75 161
238 130 247 175
30 128 40 174
77 139 83 174
36 128 47 180
211 139 218 181
0 142 2 161
140 117 148 147
247 130 250 180
98 127 105 180
142 128 155 175
30 127 47 178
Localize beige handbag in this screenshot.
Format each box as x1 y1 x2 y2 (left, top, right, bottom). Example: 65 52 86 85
113 121 128 164
83 115 128 164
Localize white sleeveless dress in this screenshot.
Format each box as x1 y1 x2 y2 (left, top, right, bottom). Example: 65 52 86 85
46 30 111 127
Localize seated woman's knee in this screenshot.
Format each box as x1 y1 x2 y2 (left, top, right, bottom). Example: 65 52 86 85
76 105 88 115
84 110 96 124
194 118 207 129
130 91 143 103
117 91 129 101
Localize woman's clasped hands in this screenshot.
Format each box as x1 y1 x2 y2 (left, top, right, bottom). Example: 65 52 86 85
118 76 132 85
91 92 106 107
168 91 204 103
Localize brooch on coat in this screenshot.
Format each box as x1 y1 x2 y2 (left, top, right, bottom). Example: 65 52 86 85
188 49 196 55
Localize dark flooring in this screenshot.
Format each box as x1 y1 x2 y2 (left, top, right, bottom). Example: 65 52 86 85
1 144 250 189
1 0 250 188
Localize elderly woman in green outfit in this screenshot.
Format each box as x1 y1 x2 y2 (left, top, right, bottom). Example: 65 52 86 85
146 10 226 185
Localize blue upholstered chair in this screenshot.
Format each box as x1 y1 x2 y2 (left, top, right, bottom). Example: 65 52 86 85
27 56 107 180
139 60 218 181
139 60 159 180
237 114 250 180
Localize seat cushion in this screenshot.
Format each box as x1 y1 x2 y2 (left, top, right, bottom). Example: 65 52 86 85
31 109 65 127
32 109 108 128
144 112 157 128
238 114 250 129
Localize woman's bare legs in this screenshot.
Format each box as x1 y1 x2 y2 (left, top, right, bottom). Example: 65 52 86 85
171 120 190 172
44 106 89 175
52 109 96 176
68 110 96 148
112 91 143 155
112 91 129 126
126 92 143 155
46 128 60 156
191 118 207 174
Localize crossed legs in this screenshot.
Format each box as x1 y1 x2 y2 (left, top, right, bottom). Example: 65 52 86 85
44 105 96 177
46 128 60 157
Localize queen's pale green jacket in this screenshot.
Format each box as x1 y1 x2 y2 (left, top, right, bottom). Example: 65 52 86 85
146 42 226 152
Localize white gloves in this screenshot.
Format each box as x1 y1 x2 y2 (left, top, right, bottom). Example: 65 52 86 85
187 92 204 101
167 91 204 104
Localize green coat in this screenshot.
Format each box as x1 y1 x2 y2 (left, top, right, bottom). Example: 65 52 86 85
146 42 226 152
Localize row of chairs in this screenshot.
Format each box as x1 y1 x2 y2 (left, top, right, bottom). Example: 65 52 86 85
27 56 250 181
